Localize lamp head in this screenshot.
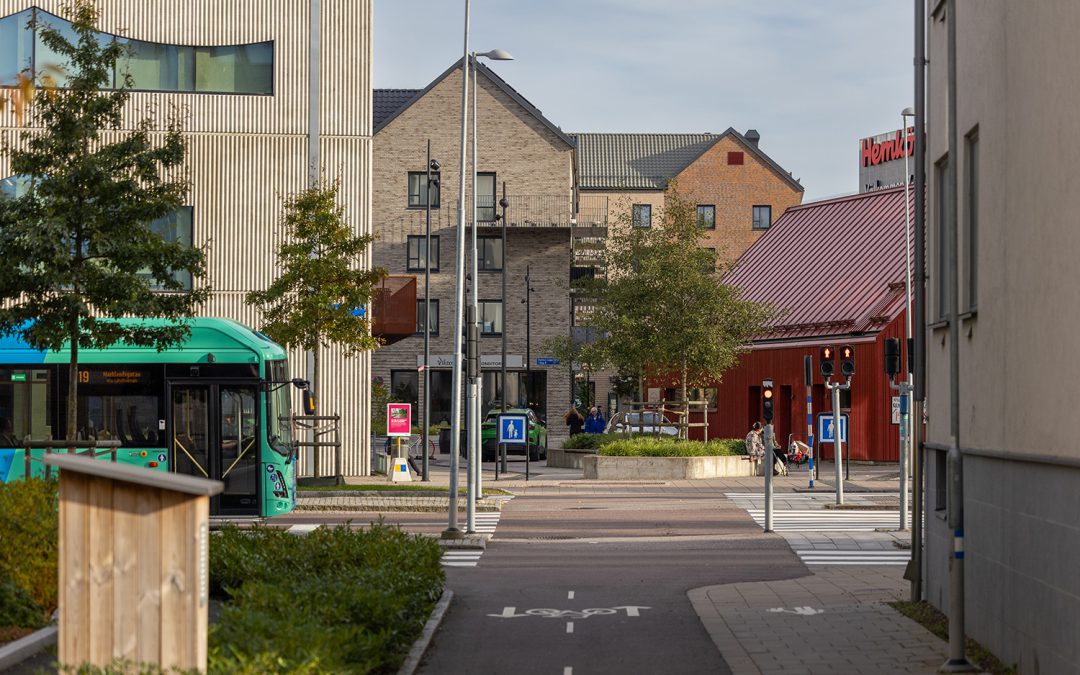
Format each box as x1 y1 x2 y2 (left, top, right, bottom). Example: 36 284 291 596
499 196 509 208
901 106 915 117
429 158 441 172
476 49 514 61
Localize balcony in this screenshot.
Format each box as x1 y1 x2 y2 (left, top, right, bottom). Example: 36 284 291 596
372 275 417 345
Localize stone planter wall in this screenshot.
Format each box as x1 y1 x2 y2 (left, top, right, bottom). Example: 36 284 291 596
581 454 755 480
546 447 597 469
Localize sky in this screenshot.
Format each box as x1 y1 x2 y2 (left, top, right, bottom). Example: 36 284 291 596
374 1 914 202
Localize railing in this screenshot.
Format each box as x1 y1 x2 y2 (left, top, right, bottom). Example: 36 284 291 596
576 195 610 228
449 194 576 228
21 439 124 479
294 414 342 482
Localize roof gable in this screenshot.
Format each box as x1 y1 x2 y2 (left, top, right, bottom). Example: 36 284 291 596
724 187 910 340
374 89 422 129
373 59 574 149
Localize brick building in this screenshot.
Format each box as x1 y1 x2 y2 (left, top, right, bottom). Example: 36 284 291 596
571 129 803 411
372 59 575 448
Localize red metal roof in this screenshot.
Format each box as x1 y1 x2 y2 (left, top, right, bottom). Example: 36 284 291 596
725 186 912 341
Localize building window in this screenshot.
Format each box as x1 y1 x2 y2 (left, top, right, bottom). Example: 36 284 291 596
144 206 194 290
390 370 419 411
407 235 439 272
964 129 978 312
408 171 440 208
479 300 503 335
478 236 503 271
696 205 716 229
476 172 496 222
632 204 652 228
416 299 439 336
727 151 744 165
752 205 772 230
935 155 949 321
1 9 273 94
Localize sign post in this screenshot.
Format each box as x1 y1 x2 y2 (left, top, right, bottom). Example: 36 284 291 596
498 413 529 481
387 403 412 482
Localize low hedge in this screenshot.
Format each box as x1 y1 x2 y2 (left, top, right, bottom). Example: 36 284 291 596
598 437 746 457
209 521 445 674
563 432 638 450
0 478 58 630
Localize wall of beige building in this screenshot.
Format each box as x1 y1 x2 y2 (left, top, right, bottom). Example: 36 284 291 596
925 2 1080 673
0 0 376 475
372 64 575 450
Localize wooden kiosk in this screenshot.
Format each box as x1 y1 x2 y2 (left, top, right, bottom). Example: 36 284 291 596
43 454 223 672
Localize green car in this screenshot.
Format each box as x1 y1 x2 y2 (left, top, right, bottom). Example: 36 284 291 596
481 408 547 462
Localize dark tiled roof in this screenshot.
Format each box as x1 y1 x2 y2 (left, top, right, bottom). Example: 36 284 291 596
374 89 422 130
572 133 719 190
373 59 574 149
573 127 804 192
725 186 912 340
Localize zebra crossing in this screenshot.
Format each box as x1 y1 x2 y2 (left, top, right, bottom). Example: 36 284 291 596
441 511 503 568
725 492 912 567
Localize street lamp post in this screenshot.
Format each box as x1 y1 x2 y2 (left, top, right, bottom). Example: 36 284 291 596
499 187 509 476
521 265 534 480
898 107 915 530
422 142 440 482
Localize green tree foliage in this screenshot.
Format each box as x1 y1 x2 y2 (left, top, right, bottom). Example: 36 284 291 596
246 181 385 408
0 2 207 441
582 187 776 413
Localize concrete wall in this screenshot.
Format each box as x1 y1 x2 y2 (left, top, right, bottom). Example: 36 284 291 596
925 2 1080 671
372 64 574 448
0 0 375 475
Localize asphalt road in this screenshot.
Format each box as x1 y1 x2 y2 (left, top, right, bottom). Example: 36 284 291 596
418 488 810 675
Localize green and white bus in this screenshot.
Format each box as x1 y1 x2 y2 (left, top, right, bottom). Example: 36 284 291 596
0 318 303 517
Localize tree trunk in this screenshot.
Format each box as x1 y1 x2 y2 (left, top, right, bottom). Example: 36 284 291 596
681 360 688 439
67 318 78 444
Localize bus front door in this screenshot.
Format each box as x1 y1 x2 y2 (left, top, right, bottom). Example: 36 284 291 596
170 384 260 516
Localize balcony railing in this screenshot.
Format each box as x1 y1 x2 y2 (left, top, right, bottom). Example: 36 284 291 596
440 194 612 229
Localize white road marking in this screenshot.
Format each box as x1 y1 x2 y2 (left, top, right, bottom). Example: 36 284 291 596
568 590 575 600
566 621 574 633
287 524 320 533
564 668 573 675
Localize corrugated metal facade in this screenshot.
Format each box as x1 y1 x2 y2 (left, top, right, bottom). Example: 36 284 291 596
0 0 375 475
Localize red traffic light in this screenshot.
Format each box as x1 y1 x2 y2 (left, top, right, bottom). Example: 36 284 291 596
763 388 774 399
840 344 856 376
819 345 835 378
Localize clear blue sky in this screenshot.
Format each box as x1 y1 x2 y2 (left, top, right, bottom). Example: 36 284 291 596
374 1 914 202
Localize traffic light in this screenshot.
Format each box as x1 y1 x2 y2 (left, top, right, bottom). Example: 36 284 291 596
762 382 775 422
840 344 856 377
819 345 835 378
884 338 901 377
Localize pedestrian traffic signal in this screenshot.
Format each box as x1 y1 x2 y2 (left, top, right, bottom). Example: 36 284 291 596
884 338 901 377
840 344 856 377
762 383 775 422
819 346 835 378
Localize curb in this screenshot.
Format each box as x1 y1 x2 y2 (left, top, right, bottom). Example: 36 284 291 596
687 587 762 675
0 625 57 671
397 589 453 675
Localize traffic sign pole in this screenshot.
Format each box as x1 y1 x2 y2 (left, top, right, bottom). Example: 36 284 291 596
832 383 844 505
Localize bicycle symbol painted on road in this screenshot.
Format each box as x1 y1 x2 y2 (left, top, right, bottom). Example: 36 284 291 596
487 606 650 619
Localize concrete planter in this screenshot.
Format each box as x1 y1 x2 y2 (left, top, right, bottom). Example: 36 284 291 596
546 447 597 469
582 454 755 480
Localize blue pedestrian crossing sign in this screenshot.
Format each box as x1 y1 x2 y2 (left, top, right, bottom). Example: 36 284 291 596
817 414 849 444
498 414 528 445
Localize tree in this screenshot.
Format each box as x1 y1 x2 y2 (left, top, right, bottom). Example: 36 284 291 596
246 181 385 413
0 1 208 442
582 187 776 423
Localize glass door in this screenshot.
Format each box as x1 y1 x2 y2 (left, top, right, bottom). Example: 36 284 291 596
171 384 260 515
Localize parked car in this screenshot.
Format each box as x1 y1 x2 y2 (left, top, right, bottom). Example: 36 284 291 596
479 407 547 461
604 411 679 436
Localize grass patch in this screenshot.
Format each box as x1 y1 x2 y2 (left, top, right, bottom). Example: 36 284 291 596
209 521 444 674
889 600 1017 675
598 437 746 457
300 484 511 496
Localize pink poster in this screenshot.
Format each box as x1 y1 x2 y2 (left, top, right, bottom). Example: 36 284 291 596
387 403 412 437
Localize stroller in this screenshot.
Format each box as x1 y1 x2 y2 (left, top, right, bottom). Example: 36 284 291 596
786 439 811 467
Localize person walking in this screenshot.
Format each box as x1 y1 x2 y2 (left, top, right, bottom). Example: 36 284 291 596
583 406 606 434
564 405 585 437
745 422 765 472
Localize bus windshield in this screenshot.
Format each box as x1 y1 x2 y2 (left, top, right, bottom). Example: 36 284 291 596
266 360 294 456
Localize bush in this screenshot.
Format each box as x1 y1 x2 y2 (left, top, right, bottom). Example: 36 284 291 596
598 437 746 457
0 478 58 622
0 579 47 631
562 433 631 450
209 521 444 674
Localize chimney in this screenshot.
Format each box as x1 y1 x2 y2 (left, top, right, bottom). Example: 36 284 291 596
744 129 761 147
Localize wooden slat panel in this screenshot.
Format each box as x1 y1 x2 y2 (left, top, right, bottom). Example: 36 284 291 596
58 472 90 666
136 488 162 663
87 476 114 665
110 483 140 662
158 490 195 670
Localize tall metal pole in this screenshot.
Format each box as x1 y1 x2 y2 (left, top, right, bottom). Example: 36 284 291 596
422 140 433 482
832 382 844 505
305 0 321 471
525 264 531 481
500 185 509 475
943 0 972 669
443 0 470 540
763 421 774 532
912 0 929 604
901 112 914 530
465 52 478 534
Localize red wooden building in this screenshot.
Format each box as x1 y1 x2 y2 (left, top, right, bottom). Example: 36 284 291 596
673 186 912 462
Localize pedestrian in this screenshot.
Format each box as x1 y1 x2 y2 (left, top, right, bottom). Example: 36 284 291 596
769 429 788 476
583 406 605 434
745 422 765 465
564 405 585 436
